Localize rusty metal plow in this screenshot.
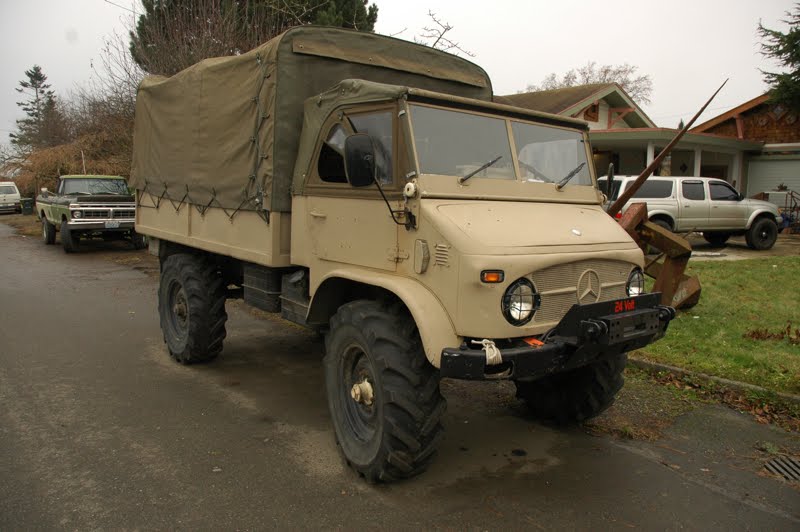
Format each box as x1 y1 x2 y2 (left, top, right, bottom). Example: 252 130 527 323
618 203 701 309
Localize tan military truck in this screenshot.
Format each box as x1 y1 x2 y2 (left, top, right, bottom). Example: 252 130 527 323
131 26 674 482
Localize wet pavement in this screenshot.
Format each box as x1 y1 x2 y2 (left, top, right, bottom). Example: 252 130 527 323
1 222 798 529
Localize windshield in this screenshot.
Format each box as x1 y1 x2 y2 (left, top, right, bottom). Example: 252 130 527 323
409 104 591 187
511 121 591 186
409 105 516 180
0 185 18 195
62 179 128 195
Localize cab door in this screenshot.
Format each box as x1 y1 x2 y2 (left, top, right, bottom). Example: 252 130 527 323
303 106 401 272
708 180 748 230
676 180 709 231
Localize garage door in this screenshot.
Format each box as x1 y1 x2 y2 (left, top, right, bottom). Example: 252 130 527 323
747 159 800 196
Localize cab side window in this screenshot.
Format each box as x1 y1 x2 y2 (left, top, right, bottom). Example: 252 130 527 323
709 181 739 201
682 181 705 200
318 124 348 183
349 111 394 185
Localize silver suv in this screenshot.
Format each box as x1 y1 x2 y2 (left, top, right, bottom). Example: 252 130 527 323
599 176 783 250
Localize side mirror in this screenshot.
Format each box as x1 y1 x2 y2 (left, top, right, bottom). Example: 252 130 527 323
606 163 615 198
40 187 49 197
344 134 376 188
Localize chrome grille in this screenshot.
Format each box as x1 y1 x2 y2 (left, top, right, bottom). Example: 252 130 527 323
531 259 631 325
113 209 135 219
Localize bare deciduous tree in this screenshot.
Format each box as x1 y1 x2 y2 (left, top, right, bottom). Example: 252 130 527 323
524 62 653 105
414 10 474 57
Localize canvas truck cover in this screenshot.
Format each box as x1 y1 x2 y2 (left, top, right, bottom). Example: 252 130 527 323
130 26 492 214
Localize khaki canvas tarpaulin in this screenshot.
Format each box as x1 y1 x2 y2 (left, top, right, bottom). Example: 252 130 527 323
130 26 492 215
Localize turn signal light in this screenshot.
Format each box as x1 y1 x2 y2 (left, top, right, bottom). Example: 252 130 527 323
480 270 504 283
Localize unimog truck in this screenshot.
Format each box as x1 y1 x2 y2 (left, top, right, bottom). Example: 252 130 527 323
131 26 675 482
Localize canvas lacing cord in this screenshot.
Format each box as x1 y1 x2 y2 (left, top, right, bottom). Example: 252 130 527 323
241 52 273 225
471 339 503 366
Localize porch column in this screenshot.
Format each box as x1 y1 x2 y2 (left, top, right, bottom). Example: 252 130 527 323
693 148 702 176
646 141 655 166
731 152 742 190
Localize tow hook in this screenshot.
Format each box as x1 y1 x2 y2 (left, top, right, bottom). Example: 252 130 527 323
351 378 374 406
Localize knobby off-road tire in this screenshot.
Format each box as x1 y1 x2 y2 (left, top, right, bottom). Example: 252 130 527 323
703 232 730 247
60 220 78 253
515 352 627 425
42 218 55 245
745 217 778 250
158 253 227 364
324 300 446 482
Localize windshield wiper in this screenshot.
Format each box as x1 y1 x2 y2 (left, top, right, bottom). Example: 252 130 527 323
555 162 586 191
458 155 502 184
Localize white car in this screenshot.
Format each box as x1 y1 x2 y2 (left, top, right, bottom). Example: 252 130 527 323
0 181 21 214
598 175 783 250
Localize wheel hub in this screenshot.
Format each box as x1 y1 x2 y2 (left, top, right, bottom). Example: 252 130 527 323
350 378 374 406
172 291 188 325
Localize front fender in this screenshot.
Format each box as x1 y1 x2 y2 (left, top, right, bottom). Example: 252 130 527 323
746 210 778 229
309 268 459 368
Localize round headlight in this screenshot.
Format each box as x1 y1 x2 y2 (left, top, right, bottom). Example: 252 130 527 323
626 268 645 297
501 278 539 326
72 210 82 219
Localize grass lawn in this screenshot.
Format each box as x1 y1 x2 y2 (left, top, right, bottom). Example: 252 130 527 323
635 256 800 395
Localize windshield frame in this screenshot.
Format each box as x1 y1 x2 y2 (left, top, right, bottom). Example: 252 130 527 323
405 101 596 189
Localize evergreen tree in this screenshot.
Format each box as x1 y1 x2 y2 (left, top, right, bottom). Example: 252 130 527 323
10 65 57 151
313 0 378 31
758 4 800 111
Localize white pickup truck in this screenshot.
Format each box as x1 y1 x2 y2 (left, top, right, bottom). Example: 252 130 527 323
599 176 783 250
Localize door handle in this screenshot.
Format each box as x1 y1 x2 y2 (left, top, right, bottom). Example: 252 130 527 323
309 211 327 219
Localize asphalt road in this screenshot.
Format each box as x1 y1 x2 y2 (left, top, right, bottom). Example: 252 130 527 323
1 222 799 530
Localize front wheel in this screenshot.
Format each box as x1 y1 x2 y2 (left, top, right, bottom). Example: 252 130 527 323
60 220 78 253
42 218 55 245
324 301 446 482
158 253 228 364
515 352 627 425
131 230 147 250
745 218 778 250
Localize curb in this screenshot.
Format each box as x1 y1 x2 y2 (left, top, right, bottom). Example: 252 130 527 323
627 357 800 407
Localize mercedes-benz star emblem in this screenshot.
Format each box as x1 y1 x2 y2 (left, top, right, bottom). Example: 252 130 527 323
577 270 601 303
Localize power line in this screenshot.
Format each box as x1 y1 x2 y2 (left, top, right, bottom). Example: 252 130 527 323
104 0 136 14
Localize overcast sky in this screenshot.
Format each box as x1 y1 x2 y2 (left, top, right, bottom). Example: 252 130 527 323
0 0 795 143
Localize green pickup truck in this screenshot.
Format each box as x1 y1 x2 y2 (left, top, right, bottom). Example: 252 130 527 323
36 174 145 253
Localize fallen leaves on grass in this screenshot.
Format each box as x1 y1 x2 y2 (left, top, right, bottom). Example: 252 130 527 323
651 371 800 432
744 321 800 345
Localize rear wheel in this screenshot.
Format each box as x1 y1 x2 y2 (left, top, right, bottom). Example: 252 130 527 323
158 253 227 364
60 220 78 253
745 218 778 250
324 300 446 482
514 353 627 425
703 232 730 247
42 218 55 245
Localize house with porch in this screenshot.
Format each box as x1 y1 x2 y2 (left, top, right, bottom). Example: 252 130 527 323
498 84 767 194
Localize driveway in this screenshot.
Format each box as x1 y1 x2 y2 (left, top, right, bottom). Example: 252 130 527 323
1 222 798 529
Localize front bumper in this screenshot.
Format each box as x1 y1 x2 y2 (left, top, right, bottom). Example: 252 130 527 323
440 293 675 381
66 220 135 232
